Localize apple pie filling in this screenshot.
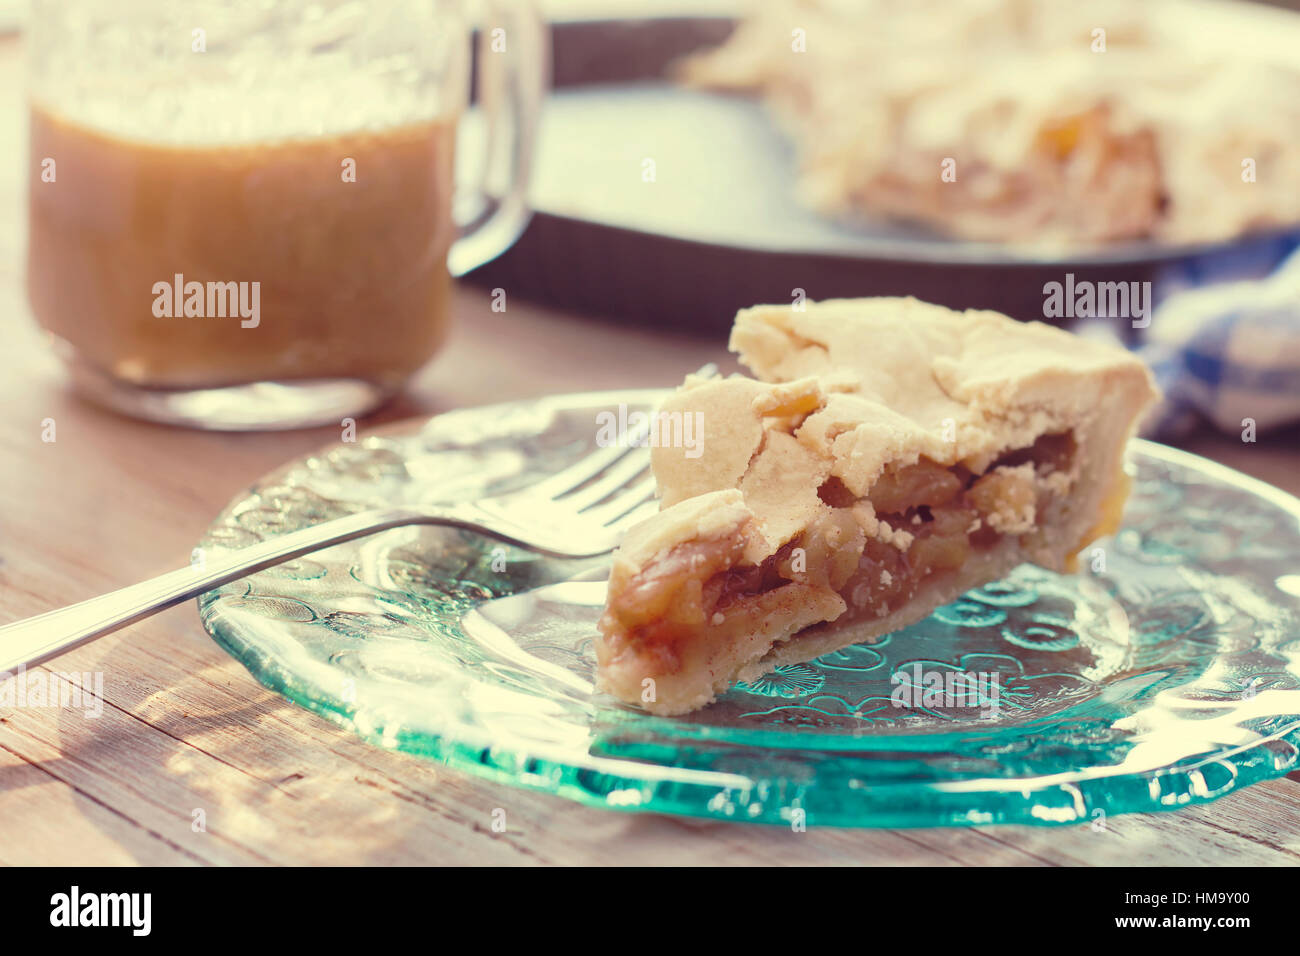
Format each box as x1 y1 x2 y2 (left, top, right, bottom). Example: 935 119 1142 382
599 432 1077 672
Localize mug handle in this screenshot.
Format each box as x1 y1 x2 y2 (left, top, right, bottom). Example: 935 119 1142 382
447 0 549 278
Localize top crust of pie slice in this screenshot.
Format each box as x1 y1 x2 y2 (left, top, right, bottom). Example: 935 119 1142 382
596 297 1159 715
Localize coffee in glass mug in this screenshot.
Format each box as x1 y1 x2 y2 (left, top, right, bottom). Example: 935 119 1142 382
26 0 544 428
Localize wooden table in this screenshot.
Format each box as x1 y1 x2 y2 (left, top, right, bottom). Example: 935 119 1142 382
2 33 1299 866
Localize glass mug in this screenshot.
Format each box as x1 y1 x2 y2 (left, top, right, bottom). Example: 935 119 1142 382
26 0 545 429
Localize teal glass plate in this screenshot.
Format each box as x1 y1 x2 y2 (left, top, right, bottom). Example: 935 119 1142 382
198 389 1300 828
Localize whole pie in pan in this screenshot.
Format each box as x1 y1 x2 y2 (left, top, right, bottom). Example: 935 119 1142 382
596 298 1159 714
681 0 1300 245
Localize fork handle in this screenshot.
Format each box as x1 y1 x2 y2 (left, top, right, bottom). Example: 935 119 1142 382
0 504 481 673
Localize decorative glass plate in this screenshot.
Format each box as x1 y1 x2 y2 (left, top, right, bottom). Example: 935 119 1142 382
198 390 1300 828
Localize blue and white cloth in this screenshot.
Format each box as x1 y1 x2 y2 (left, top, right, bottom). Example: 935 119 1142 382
1140 237 1300 439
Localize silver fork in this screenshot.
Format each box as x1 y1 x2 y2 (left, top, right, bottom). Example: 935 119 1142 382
0 424 656 673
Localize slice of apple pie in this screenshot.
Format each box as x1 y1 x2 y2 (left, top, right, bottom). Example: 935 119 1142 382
596 297 1158 715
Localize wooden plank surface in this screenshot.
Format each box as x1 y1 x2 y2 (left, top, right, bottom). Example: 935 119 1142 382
1 31 1298 866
